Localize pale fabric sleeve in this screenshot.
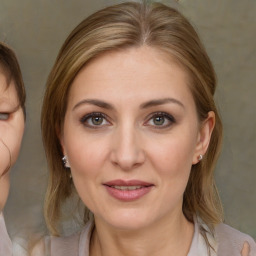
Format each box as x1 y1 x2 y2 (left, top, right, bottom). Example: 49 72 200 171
13 237 28 256
187 216 218 256
31 230 81 256
187 217 214 256
193 216 256 256
215 223 256 256
49 221 93 256
0 212 12 256
51 233 80 256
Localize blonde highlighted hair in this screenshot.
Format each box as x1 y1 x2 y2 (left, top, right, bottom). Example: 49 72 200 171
41 1 223 236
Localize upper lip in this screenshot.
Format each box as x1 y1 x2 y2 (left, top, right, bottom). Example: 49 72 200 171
103 179 154 187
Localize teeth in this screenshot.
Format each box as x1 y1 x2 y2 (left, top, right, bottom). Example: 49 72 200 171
111 185 143 191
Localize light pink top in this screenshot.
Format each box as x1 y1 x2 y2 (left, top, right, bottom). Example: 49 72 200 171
74 218 217 256
45 216 256 256
0 212 12 256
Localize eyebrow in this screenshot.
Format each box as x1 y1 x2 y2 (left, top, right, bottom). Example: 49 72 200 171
140 98 184 109
73 99 114 111
73 97 184 111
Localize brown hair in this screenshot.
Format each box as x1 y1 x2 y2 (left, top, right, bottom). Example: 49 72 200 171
0 42 26 115
41 1 223 236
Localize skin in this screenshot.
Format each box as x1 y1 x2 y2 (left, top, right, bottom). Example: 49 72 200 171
241 242 250 256
60 46 216 256
0 71 24 211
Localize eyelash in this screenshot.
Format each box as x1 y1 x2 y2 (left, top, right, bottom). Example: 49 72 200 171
80 111 175 129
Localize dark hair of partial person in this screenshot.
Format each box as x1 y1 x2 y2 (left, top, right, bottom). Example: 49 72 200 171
0 42 26 116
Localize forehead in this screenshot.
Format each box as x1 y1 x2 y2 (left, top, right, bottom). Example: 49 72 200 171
82 46 187 81
68 46 195 108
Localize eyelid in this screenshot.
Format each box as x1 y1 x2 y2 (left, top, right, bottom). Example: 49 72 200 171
80 112 108 122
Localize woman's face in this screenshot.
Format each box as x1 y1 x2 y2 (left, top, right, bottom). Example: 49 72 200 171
0 71 24 211
61 46 214 230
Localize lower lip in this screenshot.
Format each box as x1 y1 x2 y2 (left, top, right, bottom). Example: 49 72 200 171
104 185 153 201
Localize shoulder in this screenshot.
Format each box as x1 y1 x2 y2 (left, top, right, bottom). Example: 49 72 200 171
51 232 80 256
35 221 93 256
31 232 80 256
215 223 256 255
12 236 29 256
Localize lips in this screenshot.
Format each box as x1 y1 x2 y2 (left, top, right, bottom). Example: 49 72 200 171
108 185 144 191
103 179 154 201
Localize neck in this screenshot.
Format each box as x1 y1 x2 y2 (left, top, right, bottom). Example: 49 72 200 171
90 212 194 256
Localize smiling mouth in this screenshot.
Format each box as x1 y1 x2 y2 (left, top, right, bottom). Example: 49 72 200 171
103 180 154 201
106 185 151 191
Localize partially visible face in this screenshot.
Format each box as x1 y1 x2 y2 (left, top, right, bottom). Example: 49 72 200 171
0 71 24 211
61 46 213 230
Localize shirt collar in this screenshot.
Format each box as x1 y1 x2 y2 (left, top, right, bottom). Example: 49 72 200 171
188 215 217 256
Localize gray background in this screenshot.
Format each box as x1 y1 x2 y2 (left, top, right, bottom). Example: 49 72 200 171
1 0 255 239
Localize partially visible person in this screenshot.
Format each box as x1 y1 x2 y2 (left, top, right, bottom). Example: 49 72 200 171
0 42 26 255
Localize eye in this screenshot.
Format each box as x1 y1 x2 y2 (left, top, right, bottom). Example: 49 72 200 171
80 112 110 128
145 112 175 128
0 113 10 120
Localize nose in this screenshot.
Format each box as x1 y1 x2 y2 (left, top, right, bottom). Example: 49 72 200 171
110 124 145 171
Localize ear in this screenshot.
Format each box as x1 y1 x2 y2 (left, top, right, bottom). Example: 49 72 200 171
57 129 71 168
192 111 215 164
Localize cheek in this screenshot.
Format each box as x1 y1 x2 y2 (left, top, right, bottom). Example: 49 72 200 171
146 131 198 205
66 134 109 178
11 134 24 165
0 116 25 170
0 141 11 176
65 137 110 211
149 134 196 175
148 136 196 210
9 123 25 165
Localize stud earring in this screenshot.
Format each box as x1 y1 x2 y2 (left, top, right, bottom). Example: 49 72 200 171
62 155 70 168
198 154 203 161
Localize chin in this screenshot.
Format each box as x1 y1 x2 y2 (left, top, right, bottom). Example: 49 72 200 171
98 208 155 231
